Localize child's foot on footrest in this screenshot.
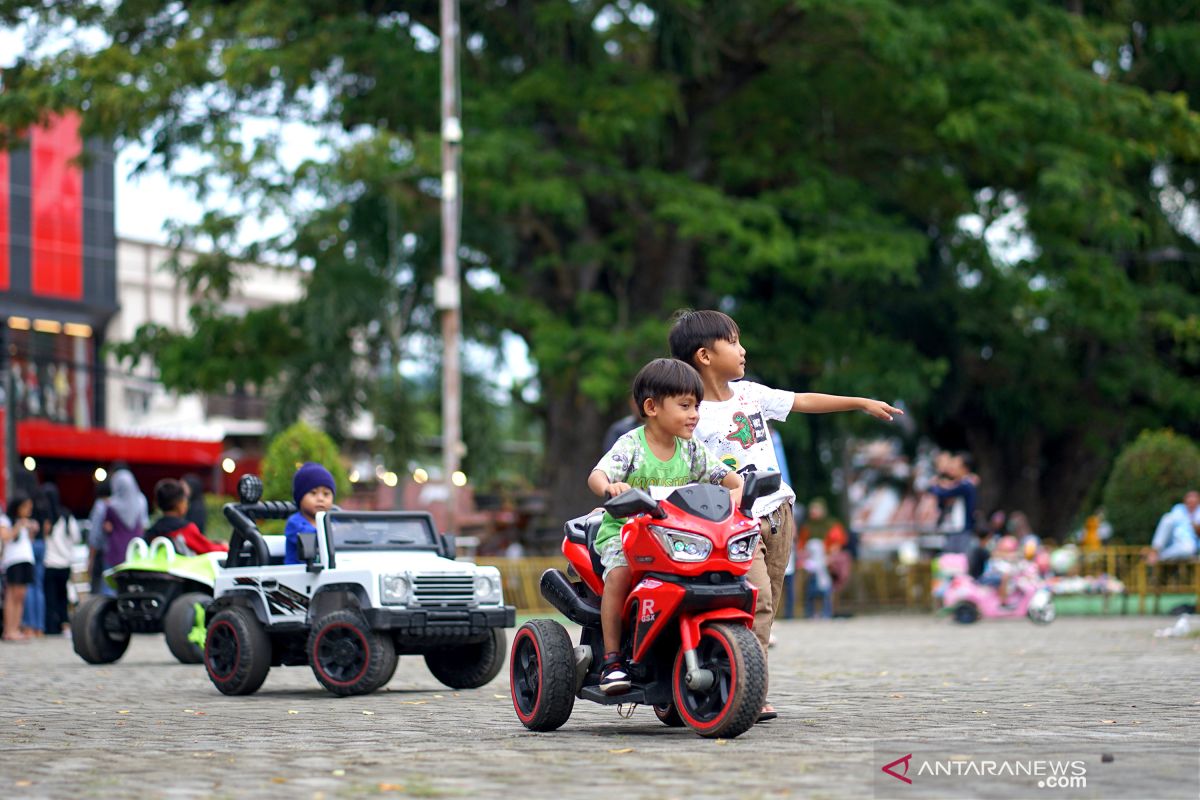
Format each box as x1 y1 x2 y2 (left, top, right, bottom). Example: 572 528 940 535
599 652 631 695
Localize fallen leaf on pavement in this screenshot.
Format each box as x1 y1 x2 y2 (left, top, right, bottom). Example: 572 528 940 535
608 748 634 754
287 710 299 715
332 770 345 777
117 710 130 715
379 784 405 792
270 777 287 784
362 710 375 716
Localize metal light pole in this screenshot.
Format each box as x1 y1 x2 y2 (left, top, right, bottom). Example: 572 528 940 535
1 323 15 501
437 0 463 534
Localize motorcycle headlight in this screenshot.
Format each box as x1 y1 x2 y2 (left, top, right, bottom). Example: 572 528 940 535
727 531 759 562
380 574 410 605
474 572 502 604
650 526 712 562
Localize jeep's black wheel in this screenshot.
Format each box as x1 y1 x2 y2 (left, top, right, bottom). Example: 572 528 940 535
510 620 575 732
308 610 396 697
164 592 210 664
72 594 131 664
425 628 506 689
205 606 271 695
365 652 400 693
653 703 685 727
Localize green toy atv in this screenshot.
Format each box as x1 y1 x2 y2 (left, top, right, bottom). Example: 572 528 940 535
72 538 218 665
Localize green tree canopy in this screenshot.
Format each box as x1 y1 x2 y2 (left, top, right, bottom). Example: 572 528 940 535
3 0 1199 531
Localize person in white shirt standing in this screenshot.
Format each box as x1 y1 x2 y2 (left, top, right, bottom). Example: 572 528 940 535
2 491 38 641
41 484 81 636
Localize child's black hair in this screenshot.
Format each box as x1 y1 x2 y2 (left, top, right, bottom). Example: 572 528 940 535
154 478 188 514
632 358 705 418
667 309 740 367
7 490 32 517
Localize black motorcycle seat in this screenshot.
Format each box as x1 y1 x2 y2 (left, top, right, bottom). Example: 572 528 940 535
564 512 604 548
564 512 605 576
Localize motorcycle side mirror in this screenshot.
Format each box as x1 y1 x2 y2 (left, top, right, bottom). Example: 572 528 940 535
740 471 782 515
604 488 667 520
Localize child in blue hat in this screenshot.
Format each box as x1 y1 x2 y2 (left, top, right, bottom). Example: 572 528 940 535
284 462 336 564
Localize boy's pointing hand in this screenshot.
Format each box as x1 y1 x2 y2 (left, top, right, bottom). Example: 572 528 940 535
861 399 904 421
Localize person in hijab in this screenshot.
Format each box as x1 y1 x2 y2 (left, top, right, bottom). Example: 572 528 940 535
87 479 112 595
41 484 81 635
182 474 208 534
103 470 149 573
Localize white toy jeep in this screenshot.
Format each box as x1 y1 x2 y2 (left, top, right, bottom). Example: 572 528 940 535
203 476 515 697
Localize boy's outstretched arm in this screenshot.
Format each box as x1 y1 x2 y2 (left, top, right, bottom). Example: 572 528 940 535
792 393 903 421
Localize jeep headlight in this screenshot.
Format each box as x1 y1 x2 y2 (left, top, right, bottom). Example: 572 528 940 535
474 572 502 604
650 525 712 562
380 574 411 605
727 531 759 562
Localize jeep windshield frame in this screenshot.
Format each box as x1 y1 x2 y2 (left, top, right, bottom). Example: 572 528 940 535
324 512 440 556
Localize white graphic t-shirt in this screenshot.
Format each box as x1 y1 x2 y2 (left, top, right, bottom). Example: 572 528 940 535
695 381 797 518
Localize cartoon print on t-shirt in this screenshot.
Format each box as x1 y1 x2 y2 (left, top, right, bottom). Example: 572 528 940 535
725 410 768 450
727 412 754 448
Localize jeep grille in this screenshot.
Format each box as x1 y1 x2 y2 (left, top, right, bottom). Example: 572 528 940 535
412 575 474 607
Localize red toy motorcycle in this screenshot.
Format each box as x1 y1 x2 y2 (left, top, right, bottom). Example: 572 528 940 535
509 471 780 738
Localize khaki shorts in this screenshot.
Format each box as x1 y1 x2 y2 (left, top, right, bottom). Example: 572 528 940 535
599 540 628 574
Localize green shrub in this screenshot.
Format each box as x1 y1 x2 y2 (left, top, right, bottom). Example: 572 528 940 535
1102 430 1200 544
262 421 351 504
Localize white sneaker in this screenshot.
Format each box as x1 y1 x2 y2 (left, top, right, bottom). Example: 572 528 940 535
599 663 631 695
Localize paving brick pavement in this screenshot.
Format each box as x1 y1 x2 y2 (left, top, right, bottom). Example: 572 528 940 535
0 615 1196 799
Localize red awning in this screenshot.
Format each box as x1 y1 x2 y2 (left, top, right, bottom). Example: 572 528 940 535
15 418 223 466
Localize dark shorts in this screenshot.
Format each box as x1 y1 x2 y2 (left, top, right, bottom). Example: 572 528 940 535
5 562 34 586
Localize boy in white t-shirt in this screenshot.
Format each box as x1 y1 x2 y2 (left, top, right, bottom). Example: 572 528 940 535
669 309 901 721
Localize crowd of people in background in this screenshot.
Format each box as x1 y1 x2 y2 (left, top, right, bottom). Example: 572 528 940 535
0 468 213 642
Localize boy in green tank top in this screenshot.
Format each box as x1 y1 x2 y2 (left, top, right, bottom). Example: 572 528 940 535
588 358 743 694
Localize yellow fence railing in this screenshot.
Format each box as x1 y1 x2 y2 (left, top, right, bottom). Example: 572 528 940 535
479 547 1200 616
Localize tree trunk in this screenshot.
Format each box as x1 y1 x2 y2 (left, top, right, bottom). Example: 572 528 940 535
966 426 1119 540
541 376 609 540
